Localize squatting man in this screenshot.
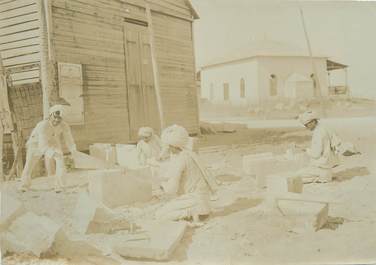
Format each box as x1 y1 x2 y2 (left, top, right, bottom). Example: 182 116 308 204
295 110 358 184
18 104 77 193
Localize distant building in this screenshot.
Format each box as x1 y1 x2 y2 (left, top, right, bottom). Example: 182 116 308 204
200 40 347 105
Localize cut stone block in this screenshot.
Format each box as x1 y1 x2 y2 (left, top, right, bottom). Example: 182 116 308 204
89 169 152 208
113 221 186 261
72 192 131 234
3 212 61 257
90 143 117 167
287 176 303 193
72 151 107 170
52 230 103 258
116 144 141 169
72 192 112 234
276 199 329 231
242 152 274 176
0 194 25 231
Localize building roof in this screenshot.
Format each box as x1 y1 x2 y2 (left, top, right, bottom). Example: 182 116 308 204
202 40 327 69
184 0 200 19
327 59 348 71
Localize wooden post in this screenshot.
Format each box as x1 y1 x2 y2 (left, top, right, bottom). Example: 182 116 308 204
0 123 3 182
37 0 58 117
191 21 201 136
0 54 21 180
146 4 165 131
298 5 326 116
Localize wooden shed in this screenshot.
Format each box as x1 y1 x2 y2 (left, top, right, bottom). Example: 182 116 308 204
0 0 200 150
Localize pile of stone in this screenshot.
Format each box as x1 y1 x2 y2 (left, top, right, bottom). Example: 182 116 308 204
1 165 188 262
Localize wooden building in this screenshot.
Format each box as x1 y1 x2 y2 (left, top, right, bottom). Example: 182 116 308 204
0 0 200 150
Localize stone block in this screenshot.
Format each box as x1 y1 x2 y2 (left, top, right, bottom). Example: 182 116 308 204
3 212 61 257
72 192 131 235
72 192 112 234
89 169 152 208
72 151 107 170
0 194 25 231
276 199 329 231
115 144 141 169
242 152 274 176
113 221 186 261
90 143 117 167
287 176 303 193
51 230 103 258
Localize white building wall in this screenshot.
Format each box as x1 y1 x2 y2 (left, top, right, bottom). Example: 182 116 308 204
200 60 259 105
257 56 329 101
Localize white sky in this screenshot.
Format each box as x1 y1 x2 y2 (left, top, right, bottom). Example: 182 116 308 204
191 0 376 99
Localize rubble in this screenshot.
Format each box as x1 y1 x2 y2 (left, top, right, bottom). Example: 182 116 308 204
2 212 61 257
71 192 130 234
0 194 25 231
89 169 152 208
113 221 187 261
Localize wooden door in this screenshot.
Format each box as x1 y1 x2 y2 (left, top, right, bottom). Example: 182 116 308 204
123 22 160 141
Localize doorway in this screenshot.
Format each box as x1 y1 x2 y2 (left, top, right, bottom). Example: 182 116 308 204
123 22 160 141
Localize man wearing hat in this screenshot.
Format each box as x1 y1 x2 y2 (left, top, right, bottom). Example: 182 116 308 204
18 104 77 192
296 110 340 183
154 124 217 225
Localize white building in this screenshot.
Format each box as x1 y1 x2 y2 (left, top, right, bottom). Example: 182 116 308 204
200 40 346 106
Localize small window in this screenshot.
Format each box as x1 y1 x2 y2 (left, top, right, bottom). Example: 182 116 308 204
223 82 229 100
240 78 246 98
269 74 277 96
310 73 317 89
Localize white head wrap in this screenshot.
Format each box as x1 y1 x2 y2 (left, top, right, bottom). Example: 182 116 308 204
49 104 64 116
298 110 318 126
138 127 154 138
161 124 189 149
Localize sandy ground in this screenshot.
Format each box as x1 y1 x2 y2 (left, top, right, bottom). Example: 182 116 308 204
2 116 376 265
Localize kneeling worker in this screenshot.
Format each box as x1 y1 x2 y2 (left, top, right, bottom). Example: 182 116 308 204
296 110 340 183
19 104 77 193
136 127 162 166
155 125 217 225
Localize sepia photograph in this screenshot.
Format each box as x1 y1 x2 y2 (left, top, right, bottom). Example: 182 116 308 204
1 0 376 264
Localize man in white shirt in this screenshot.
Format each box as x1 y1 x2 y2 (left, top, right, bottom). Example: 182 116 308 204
19 105 77 193
296 111 340 183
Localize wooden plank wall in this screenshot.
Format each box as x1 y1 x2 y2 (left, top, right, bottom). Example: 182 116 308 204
48 0 198 147
152 11 199 133
51 0 147 148
0 0 41 86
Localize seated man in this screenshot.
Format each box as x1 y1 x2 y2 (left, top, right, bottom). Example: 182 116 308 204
136 127 162 167
296 111 340 184
19 105 77 193
155 125 217 225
